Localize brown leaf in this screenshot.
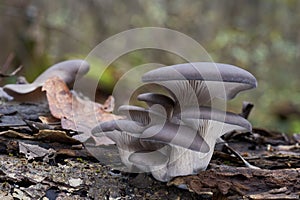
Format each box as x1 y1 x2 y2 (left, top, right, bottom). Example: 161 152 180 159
103 95 115 112
0 129 80 145
34 129 80 144
42 76 121 145
41 76 73 119
39 115 60 124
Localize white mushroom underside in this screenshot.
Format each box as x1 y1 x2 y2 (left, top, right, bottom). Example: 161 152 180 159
156 80 252 109
93 119 249 182
150 120 249 181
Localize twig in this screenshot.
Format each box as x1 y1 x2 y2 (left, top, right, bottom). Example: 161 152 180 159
0 65 23 78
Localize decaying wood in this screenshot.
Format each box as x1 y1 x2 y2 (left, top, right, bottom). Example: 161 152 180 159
0 98 300 199
169 165 300 199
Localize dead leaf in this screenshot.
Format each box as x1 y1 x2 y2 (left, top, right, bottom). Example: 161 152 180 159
103 95 115 112
19 141 56 161
39 115 60 124
42 76 122 145
34 129 80 144
0 130 33 139
0 129 80 145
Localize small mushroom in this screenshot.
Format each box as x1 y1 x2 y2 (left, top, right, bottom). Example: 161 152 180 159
92 119 146 135
4 60 89 95
92 121 169 173
137 92 175 119
118 104 167 126
118 105 152 125
128 149 170 181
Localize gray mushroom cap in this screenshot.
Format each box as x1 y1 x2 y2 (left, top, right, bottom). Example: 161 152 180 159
92 121 169 172
118 105 166 125
91 119 146 135
137 93 175 107
4 59 90 94
128 150 169 167
142 62 257 100
137 93 175 118
141 122 210 153
118 105 151 125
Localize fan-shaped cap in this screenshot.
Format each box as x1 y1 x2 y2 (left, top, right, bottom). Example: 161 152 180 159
118 105 166 125
129 150 169 167
142 62 257 100
137 93 175 107
4 59 90 94
141 122 210 153
91 119 146 134
137 93 175 118
142 62 256 86
118 105 151 125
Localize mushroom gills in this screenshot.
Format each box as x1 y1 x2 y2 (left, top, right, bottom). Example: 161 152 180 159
176 106 252 134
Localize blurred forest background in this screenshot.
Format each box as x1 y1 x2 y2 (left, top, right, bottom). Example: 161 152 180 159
0 0 300 133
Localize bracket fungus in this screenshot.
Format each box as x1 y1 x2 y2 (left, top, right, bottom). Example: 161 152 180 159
92 62 257 182
3 60 89 101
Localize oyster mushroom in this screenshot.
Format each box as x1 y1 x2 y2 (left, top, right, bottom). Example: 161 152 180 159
4 60 89 100
92 119 170 173
92 119 209 181
137 93 175 119
93 105 208 152
137 63 256 181
142 62 257 112
126 106 250 181
92 119 146 134
118 104 169 126
92 62 257 182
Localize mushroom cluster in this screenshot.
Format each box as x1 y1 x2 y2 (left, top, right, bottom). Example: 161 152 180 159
92 62 257 182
